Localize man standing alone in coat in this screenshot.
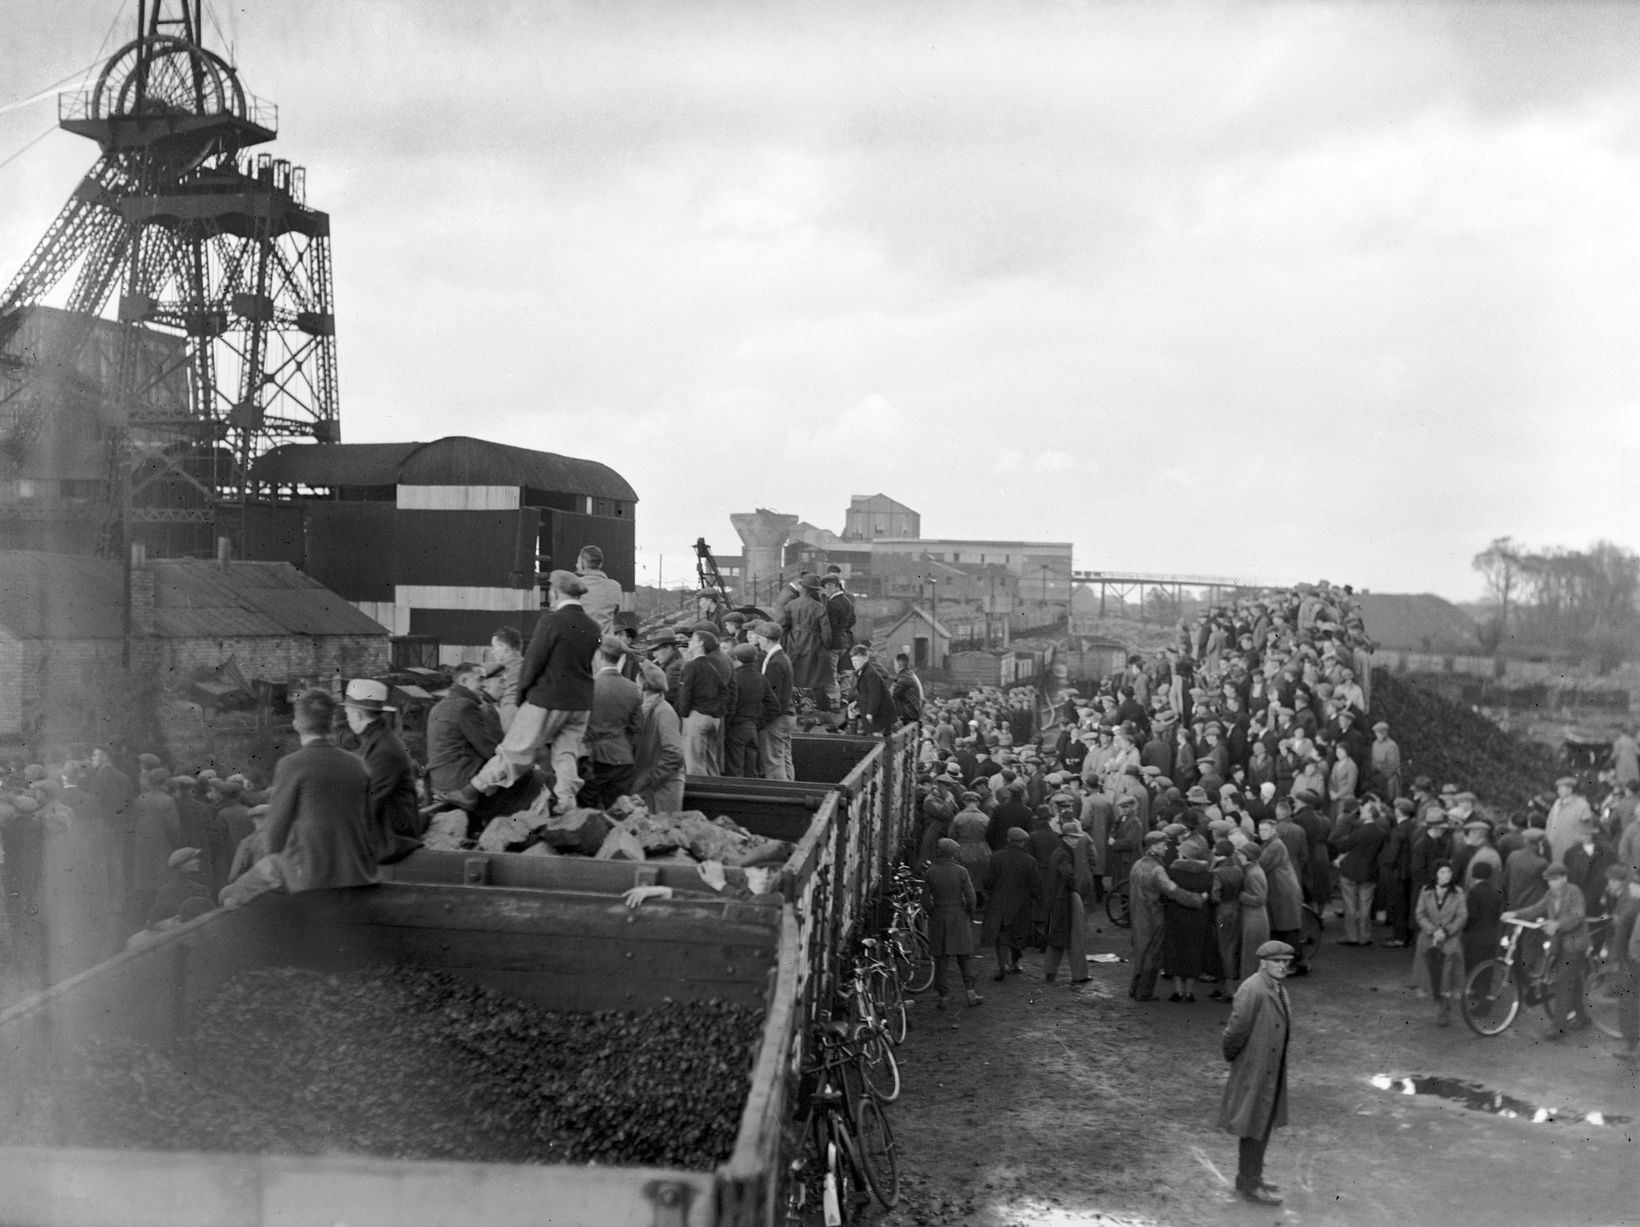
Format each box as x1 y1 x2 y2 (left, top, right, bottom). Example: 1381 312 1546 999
1219 939 1294 1206
441 570 601 815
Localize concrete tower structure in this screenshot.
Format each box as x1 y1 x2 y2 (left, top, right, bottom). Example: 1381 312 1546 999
730 509 798 602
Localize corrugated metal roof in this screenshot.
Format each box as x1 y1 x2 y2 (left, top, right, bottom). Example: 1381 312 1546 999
252 436 638 502
0 551 386 642
253 441 421 487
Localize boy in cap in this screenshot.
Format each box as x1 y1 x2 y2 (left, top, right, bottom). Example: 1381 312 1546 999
1504 863 1591 1036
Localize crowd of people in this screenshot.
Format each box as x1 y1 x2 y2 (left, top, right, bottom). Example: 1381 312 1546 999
909 581 1640 1062
0 546 925 991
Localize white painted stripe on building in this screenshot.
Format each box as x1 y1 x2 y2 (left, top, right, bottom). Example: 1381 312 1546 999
396 485 520 510
393 586 536 612
353 601 410 635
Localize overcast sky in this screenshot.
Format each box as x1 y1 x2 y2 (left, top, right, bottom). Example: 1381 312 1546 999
4 1 1637 598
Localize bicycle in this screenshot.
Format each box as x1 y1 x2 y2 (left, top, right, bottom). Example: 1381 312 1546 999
1461 916 1609 1037
853 937 908 1047
885 868 935 993
841 951 901 1103
782 1022 899 1225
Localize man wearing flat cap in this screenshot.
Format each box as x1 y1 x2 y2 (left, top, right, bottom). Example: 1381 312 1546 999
148 847 211 927
1545 776 1594 866
343 679 424 863
441 570 601 815
1505 862 1592 1036
1219 940 1295 1204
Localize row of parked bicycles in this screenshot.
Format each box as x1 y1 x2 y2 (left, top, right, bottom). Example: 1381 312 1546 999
783 865 932 1226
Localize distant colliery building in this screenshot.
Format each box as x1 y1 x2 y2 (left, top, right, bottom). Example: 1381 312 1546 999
243 436 637 664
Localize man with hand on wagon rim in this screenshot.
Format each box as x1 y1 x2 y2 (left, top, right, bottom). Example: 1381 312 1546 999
438 570 601 816
1219 939 1295 1206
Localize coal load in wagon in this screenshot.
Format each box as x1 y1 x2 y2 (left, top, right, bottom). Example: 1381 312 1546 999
0 965 765 1171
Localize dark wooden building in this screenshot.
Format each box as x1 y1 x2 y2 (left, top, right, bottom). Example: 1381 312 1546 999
240 436 636 664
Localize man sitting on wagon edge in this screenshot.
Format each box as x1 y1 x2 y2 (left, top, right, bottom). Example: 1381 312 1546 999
220 688 379 906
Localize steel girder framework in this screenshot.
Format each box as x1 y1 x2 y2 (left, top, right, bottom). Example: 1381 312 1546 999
0 0 338 556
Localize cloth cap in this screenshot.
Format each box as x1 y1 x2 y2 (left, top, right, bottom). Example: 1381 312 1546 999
1007 827 1030 844
546 569 589 597
1293 787 1322 805
343 679 395 712
1555 776 1577 788
935 837 960 857
730 642 759 663
1116 794 1138 810
1520 828 1547 843
1256 940 1296 960
1059 819 1083 838
598 635 634 657
1163 823 1189 838
1186 786 1210 805
167 847 201 868
11 795 39 813
638 661 668 692
1373 721 1390 731
1543 863 1568 879
753 621 782 641
1423 809 1449 825
1393 797 1416 815
1462 818 1492 834
1214 839 1236 857
800 573 823 590
945 762 964 776
1143 831 1170 846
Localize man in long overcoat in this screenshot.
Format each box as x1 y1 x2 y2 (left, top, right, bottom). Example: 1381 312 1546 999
980 827 1040 979
924 837 983 1009
1218 939 1293 1205
777 573 833 701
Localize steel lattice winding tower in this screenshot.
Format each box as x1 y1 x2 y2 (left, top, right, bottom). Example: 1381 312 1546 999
0 0 337 558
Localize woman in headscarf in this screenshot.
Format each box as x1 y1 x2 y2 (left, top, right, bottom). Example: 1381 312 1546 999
1414 859 1468 1027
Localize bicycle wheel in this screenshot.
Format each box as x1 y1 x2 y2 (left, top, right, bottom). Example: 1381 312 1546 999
825 1117 864 1225
904 930 936 994
1462 959 1520 1037
1584 965 1625 1040
875 965 908 1045
851 1093 901 1208
856 1027 901 1103
1106 882 1131 929
1298 905 1322 967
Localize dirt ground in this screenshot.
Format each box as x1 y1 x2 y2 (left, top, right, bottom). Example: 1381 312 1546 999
873 909 1638 1227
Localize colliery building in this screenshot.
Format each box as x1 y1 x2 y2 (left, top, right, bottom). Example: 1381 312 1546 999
242 436 637 665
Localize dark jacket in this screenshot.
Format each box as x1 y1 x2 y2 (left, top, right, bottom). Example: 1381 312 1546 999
1337 819 1386 883
761 649 795 717
678 655 732 719
426 684 502 792
778 591 833 689
853 658 899 735
518 601 602 712
265 739 380 892
728 662 776 726
980 845 1040 947
585 668 644 764
357 719 424 863
825 590 856 651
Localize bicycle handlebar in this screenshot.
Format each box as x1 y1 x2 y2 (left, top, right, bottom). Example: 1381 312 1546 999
1502 916 1545 930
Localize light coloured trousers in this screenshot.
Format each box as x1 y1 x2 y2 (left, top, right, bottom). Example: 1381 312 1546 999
759 714 795 781
682 711 724 776
472 703 589 809
1340 876 1376 944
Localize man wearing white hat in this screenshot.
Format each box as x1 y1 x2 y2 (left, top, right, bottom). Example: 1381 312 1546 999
343 679 424 863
